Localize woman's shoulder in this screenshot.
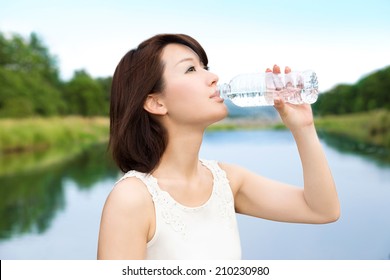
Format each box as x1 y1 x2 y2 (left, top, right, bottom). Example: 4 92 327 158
105 175 153 213
216 161 249 194
217 161 247 177
99 175 154 259
202 159 243 173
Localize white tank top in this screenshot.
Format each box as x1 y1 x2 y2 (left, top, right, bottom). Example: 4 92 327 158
116 159 242 260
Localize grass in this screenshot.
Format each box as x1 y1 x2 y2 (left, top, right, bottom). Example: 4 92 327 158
210 109 390 150
208 117 280 131
314 109 390 149
0 116 109 154
1 109 389 155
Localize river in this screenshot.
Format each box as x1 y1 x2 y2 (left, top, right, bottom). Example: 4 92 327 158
0 129 389 260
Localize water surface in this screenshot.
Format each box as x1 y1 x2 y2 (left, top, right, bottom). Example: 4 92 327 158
0 130 389 259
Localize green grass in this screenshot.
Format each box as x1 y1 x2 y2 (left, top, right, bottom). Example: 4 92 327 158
208 118 279 131
1 110 389 155
210 110 390 150
0 116 109 153
314 109 390 149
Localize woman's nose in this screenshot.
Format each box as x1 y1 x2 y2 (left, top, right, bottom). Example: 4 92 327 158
209 71 219 86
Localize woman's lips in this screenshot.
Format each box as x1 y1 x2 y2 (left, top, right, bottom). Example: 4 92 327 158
210 91 224 102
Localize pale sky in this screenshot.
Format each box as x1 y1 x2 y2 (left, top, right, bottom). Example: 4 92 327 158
1 0 389 91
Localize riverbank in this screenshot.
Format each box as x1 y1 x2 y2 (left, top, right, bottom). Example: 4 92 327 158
0 116 109 154
1 110 389 154
211 109 390 150
314 109 390 149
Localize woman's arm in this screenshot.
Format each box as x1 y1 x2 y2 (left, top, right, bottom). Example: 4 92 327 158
283 107 340 222
97 178 154 259
227 65 340 224
226 116 340 223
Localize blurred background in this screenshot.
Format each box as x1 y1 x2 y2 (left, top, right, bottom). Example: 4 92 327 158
0 0 389 259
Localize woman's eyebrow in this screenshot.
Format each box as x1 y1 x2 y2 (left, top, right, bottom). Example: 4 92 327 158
175 57 198 66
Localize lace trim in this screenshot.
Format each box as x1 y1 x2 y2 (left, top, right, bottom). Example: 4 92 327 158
116 160 235 237
116 171 187 237
201 160 236 227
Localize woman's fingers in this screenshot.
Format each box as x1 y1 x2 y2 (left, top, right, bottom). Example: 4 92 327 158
273 64 281 74
265 65 293 91
272 65 283 90
284 66 293 87
266 65 291 73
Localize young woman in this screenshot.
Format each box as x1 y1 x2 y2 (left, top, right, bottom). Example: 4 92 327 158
97 34 340 260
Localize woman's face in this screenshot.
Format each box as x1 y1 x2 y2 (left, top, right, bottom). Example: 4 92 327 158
158 43 228 128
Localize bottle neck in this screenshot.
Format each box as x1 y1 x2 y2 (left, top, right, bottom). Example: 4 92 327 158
217 83 230 99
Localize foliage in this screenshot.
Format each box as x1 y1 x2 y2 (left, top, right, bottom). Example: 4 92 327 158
2 30 388 120
0 31 111 118
0 116 109 153
63 70 110 116
315 109 390 149
313 66 390 115
0 142 117 239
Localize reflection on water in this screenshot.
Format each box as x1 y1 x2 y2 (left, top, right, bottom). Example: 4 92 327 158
318 130 390 166
0 143 117 240
0 130 389 259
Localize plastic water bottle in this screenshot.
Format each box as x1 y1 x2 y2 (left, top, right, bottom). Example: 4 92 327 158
218 70 319 107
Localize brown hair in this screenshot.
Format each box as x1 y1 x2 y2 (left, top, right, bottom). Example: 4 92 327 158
109 34 208 173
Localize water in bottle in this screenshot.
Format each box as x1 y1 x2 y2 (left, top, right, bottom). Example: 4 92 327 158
218 70 319 107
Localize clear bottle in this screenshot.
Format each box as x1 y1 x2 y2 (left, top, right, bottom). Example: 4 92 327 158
218 70 319 107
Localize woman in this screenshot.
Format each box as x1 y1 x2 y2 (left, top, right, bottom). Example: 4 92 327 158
97 34 340 260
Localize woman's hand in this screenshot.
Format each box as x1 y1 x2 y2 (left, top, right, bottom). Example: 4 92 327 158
266 64 314 132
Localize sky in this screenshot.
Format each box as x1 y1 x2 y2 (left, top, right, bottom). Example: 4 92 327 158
1 0 389 91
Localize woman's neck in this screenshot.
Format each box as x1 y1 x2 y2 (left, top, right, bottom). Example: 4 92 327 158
152 127 204 181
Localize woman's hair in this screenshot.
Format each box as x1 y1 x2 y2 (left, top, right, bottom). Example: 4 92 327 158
109 34 208 173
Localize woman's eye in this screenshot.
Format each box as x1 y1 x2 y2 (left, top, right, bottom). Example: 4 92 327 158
186 66 196 73
185 65 209 73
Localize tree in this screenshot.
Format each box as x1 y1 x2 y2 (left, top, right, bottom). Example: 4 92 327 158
62 70 109 116
313 66 390 116
0 31 64 117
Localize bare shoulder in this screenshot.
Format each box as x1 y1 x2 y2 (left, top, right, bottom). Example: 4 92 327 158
100 176 155 234
106 177 153 211
98 176 154 259
217 161 249 194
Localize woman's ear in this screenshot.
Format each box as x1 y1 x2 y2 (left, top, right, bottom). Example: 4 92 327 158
143 94 167 115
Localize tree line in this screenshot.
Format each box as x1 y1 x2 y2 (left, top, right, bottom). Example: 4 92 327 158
312 66 390 115
0 31 111 118
1 31 389 118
